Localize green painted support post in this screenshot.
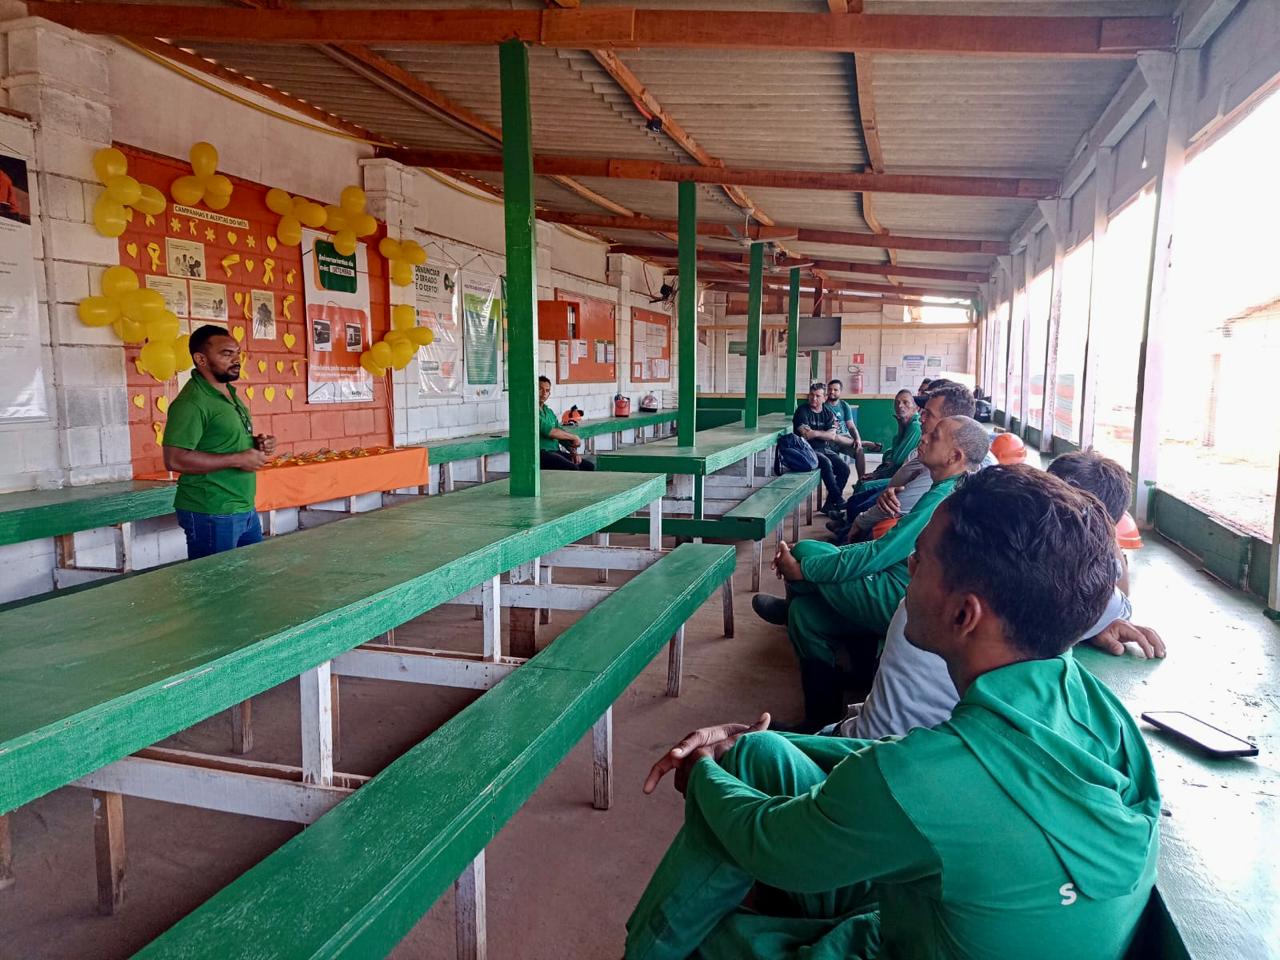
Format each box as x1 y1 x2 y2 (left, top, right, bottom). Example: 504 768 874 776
786 268 800 411
810 349 820 383
499 40 539 498
743 242 764 429
678 181 697 446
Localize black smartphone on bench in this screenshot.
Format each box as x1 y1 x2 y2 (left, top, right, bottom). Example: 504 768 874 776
1141 711 1259 758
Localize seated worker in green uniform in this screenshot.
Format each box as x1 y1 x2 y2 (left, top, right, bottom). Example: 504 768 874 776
855 389 920 492
538 375 595 471
754 415 990 732
626 465 1160 960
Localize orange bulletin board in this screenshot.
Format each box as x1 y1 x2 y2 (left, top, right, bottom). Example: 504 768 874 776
116 145 392 476
630 307 672 382
553 289 616 384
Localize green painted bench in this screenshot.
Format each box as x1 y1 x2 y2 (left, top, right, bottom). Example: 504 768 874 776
130 542 735 959
0 471 666 818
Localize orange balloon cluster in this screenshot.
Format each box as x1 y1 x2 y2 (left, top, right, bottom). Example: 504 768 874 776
89 148 166 238
76 266 190 381
360 303 434 378
169 142 234 211
378 236 427 287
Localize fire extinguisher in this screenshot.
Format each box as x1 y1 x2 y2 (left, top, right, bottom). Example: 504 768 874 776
850 366 865 394
613 393 632 417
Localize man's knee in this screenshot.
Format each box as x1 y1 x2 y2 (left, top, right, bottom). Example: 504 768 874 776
719 731 794 781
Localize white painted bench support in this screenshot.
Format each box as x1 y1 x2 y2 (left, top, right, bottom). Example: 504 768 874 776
299 662 334 787
666 625 686 698
455 852 487 960
539 566 553 625
334 646 523 691
541 546 666 571
449 582 618 613
481 576 500 661
592 532 610 583
752 540 764 593
649 498 663 550
592 709 613 811
53 521 135 587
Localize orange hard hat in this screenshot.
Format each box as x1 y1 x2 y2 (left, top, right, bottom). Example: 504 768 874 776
990 432 1027 465
1115 511 1143 550
871 517 899 540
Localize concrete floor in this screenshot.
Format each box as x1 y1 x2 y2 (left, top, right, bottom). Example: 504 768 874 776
3 514 1276 959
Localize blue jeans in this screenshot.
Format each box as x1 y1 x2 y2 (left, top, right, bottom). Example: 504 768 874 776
176 509 263 560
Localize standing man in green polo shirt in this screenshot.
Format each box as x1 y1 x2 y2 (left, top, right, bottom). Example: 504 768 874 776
538 374 595 471
163 324 275 559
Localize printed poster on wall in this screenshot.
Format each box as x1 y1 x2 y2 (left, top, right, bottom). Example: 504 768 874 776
901 354 926 384
461 272 502 401
0 151 46 421
414 262 461 397
301 228 373 403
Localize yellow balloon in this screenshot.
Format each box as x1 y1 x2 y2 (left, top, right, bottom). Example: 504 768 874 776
390 339 416 370
401 241 427 266
120 287 166 324
390 260 414 287
113 315 146 344
340 185 367 216
359 352 386 377
92 195 128 237
204 173 233 199
276 215 302 247
77 296 120 328
140 340 179 381
378 237 402 260
266 188 294 216
299 202 327 229
172 333 193 369
391 304 417 331
385 330 409 347
204 191 231 212
101 265 140 298
134 184 166 216
145 311 181 342
353 212 378 238
105 175 142 207
369 340 393 368
189 141 219 179
171 174 204 207
333 229 358 257
323 205 348 232
93 147 128 184
407 326 434 346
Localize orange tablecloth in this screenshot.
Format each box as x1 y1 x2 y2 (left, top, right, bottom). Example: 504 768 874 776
254 447 429 511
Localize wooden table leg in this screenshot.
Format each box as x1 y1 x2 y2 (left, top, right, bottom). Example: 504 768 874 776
330 672 342 766
92 791 126 915
454 852 487 960
508 564 538 660
300 663 335 787
666 626 685 698
0 814 14 892
230 699 253 754
751 540 763 593
592 709 613 810
722 581 735 638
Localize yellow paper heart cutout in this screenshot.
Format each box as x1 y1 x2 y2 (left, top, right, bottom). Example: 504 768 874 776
227 231 238 246
285 387 295 400
283 332 297 349
245 259 256 274
132 393 145 408
156 396 169 413
232 326 245 342
264 386 276 403
125 242 139 260
244 386 255 399
257 359 267 373
266 236 278 253
275 360 285 373
233 291 244 306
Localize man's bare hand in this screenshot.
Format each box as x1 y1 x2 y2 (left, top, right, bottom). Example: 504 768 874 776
1087 620 1166 659
772 540 803 582
876 485 903 517
642 713 771 795
254 434 277 456
236 447 269 471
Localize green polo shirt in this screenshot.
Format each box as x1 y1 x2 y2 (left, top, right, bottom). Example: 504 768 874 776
539 403 561 452
164 370 257 515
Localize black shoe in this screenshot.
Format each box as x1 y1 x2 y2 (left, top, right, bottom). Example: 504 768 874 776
751 593 789 626
777 660 846 733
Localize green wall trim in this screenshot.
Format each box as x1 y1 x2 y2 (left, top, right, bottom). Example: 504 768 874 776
1151 488 1270 598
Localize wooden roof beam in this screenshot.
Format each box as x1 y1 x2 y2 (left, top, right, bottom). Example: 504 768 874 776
607 244 983 284
379 149 1059 198
29 4 1176 57
696 269 957 300
536 211 1008 255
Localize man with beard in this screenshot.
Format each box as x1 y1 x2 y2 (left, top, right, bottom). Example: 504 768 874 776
163 324 275 559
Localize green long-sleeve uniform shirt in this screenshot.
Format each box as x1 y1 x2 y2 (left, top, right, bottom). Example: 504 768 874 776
626 656 1160 960
785 474 961 662
861 414 921 488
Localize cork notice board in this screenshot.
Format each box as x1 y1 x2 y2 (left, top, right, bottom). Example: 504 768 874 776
630 306 671 382
553 289 616 384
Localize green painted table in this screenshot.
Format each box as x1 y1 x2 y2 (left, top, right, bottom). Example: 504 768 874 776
0 471 666 816
1077 541 1280 960
595 415 791 519
0 480 176 547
